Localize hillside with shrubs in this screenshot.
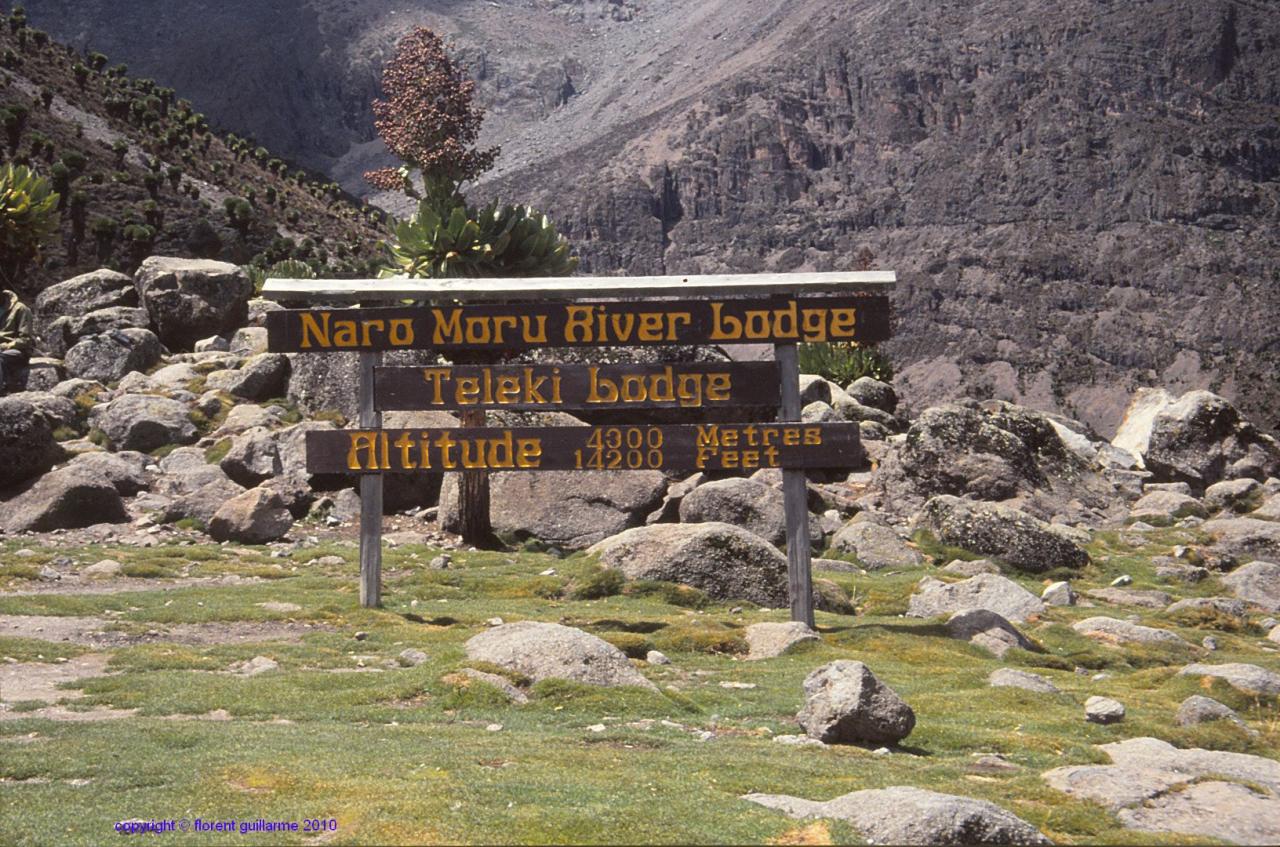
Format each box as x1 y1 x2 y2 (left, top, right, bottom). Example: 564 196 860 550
0 3 385 299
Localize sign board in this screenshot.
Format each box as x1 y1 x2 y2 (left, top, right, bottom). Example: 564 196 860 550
373 363 781 411
265 295 891 352
262 271 897 622
305 423 863 474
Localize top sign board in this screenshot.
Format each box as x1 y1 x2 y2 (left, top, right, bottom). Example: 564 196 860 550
266 295 890 353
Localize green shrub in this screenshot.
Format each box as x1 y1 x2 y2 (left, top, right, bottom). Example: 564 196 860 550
797 342 892 386
0 162 59 287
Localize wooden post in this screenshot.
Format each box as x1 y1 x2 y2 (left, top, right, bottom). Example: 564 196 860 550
358 350 383 608
774 342 815 628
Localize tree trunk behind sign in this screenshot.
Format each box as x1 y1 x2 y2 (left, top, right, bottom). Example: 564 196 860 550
456 407 492 546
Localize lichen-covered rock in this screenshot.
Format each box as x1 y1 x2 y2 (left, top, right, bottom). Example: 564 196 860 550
917 495 1089 572
89 394 198 452
745 621 819 660
796 660 915 744
845 376 897 414
464 621 655 690
1072 617 1190 647
1128 490 1207 523
0 396 61 488
43 306 151 358
66 451 150 496
64 328 162 384
989 668 1059 694
829 518 923 569
133 257 253 351
946 609 1039 657
204 353 289 400
33 268 136 343
1177 663 1280 695
908 574 1045 623
0 466 127 532
1220 561 1280 612
588 522 788 606
678 477 822 547
208 486 294 544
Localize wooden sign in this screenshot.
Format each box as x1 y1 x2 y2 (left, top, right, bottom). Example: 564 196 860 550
265 295 891 353
303 423 863 474
374 363 781 411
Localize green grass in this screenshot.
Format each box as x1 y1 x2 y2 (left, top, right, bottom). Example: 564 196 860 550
0 532 1275 845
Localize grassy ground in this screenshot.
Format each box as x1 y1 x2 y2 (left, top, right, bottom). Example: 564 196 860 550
0 528 1276 845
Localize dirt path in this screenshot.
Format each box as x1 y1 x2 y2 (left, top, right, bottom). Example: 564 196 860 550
0 615 328 648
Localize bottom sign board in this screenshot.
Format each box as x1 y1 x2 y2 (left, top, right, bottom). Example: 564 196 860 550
306 423 862 474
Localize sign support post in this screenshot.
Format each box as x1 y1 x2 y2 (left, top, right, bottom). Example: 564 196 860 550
774 341 815 628
358 350 383 608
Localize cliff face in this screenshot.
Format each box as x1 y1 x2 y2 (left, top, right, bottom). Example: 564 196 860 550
18 0 1280 434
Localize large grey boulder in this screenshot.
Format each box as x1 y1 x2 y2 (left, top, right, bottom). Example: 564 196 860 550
678 477 805 547
208 486 294 544
1072 617 1190 647
1043 737 1280 844
1201 517 1280 559
286 350 360 418
89 394 198 452
946 609 1038 658
66 451 149 496
1128 490 1207 523
204 353 289 401
219 426 281 487
163 477 245 526
989 668 1060 694
464 621 655 690
1177 663 1280 696
1176 695 1250 730
64 328 162 383
33 268 136 339
917 495 1089 573
796 660 915 744
1204 478 1261 513
0 396 61 488
907 574 1045 623
0 466 127 532
588 522 788 606
744 786 1050 845
441 469 666 551
1220 561 1280 612
1112 389 1280 488
133 257 253 351
829 519 923 569
745 622 819 660
845 376 897 413
43 306 151 357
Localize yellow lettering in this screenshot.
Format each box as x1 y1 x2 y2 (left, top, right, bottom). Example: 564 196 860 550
709 302 742 340
804 427 822 446
299 312 330 349
346 432 380 470
638 313 664 341
394 432 417 469
565 305 594 342
705 373 730 402
389 318 414 346
360 319 385 347
432 309 463 344
516 438 542 468
333 320 357 348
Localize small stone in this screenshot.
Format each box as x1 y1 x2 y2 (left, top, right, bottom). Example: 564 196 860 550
586 724 606 733
232 656 279 676
398 649 428 667
82 559 123 578
1041 581 1076 606
316 555 344 566
354 631 369 641
429 554 451 569
1202 636 1218 651
772 734 823 747
646 650 671 665
720 681 757 689
257 601 301 613
1111 575 1132 587
539 567 557 576
37 565 61 581
1085 696 1125 724
486 723 503 732
485 617 504 627
989 668 1060 694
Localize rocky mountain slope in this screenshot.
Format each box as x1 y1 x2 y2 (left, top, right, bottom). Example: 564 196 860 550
0 11 384 296
17 0 1280 435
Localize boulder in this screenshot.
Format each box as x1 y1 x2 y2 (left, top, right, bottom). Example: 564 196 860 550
800 400 841 423
42 306 151 357
463 621 655 690
942 559 1001 577
143 362 201 394
1042 581 1077 606
845 376 897 413
219 426 281 487
946 609 1038 657
989 668 1060 694
832 395 899 428
0 395 61 488
286 350 360 419
163 477 244 526
203 353 289 400
1204 478 1261 512
66 451 149 496
907 574 1045 623
194 335 229 353
230 326 268 356
588 522 788 606
208 486 294 544
1201 517 1280 559
1112 389 1280 488
1128 490 1207 524
1085 696 1125 724
1165 597 1247 618
441 469 666 550
1072 617 1189 647
1176 695 1249 730
89 394 198 452
133 257 253 350
1219 561 1280 612
678 477 819 548
1177 663 1280 696
33 268 136 339
1083 587 1172 609
797 374 833 406
828 519 923 569
63 328 162 383
796 660 915 744
0 466 127 532
745 621 819 660
917 495 1089 573
743 786 1050 846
